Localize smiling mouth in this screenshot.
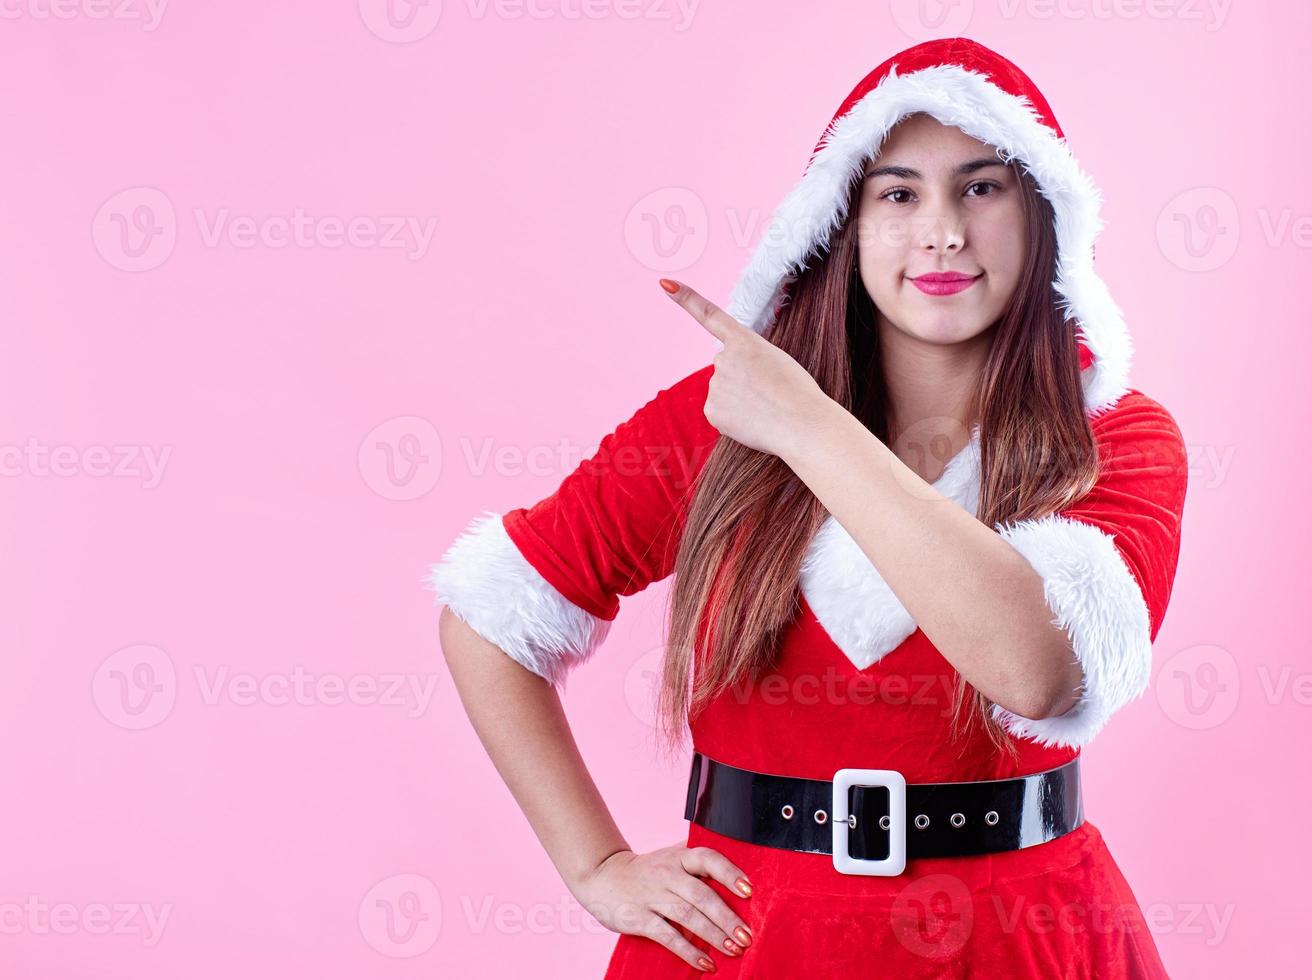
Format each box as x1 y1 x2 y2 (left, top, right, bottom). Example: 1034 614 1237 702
910 273 981 296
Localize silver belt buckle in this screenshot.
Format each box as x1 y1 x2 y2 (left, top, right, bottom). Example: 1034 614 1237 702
831 768 907 876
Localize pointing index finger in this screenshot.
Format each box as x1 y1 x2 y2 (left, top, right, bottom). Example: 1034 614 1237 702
658 278 749 344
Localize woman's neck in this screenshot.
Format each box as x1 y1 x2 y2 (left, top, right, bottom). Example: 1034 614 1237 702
880 329 989 484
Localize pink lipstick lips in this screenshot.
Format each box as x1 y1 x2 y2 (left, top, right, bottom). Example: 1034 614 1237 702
911 271 982 296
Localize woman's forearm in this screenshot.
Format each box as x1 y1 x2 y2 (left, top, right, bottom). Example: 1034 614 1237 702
782 400 1082 720
438 607 631 891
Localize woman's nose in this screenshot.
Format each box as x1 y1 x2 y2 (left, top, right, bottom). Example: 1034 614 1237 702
917 211 965 253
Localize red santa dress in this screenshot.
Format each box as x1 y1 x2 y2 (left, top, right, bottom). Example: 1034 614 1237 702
430 37 1189 980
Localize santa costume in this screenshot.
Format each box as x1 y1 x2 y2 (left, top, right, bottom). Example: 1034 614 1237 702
429 37 1188 979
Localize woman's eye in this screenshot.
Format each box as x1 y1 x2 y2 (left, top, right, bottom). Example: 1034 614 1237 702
879 182 1000 205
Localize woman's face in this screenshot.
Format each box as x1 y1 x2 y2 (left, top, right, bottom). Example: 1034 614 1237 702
855 112 1027 347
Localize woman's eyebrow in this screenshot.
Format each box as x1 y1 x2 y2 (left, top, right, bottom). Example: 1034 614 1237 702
864 158 1007 180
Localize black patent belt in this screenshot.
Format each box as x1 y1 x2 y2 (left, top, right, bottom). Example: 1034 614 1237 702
683 751 1083 876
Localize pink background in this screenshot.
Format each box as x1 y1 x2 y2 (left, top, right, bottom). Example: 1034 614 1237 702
1 2 1303 977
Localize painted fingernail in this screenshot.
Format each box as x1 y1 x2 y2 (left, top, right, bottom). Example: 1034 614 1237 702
723 938 742 954
734 926 752 946
697 955 715 971
659 278 680 293
735 877 753 897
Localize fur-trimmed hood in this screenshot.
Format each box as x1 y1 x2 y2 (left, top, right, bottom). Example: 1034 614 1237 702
726 37 1130 416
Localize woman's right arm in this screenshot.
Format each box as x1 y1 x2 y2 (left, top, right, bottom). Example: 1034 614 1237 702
428 365 753 972
438 605 754 972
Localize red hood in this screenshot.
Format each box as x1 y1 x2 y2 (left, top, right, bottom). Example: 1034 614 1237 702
725 37 1126 415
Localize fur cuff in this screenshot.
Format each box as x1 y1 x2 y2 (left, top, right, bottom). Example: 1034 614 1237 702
991 514 1153 749
426 511 611 687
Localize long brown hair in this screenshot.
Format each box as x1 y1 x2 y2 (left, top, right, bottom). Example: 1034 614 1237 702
652 148 1100 766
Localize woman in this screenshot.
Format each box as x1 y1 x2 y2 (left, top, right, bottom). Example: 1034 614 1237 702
429 38 1187 978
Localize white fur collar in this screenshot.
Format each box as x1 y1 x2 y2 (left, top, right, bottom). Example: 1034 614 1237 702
799 424 982 670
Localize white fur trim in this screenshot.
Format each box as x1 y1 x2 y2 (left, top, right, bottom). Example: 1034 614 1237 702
726 62 1132 415
426 511 611 687
991 514 1153 749
801 425 981 671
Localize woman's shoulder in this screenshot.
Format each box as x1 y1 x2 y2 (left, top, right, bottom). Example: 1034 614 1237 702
1080 388 1189 512
649 362 716 416
1088 387 1185 451
610 362 719 451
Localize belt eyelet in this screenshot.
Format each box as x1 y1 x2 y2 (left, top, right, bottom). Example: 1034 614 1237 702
781 804 794 820
950 812 966 828
914 814 930 829
984 810 999 826
814 809 828 825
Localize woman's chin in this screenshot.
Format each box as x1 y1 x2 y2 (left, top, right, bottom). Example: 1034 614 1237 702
898 315 994 347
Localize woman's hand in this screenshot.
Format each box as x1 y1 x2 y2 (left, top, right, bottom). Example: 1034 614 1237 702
659 278 834 462
568 844 755 972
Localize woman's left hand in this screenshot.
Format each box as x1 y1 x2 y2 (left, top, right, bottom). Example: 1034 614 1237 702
659 278 834 461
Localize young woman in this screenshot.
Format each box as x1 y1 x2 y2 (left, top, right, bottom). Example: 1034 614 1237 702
430 38 1187 978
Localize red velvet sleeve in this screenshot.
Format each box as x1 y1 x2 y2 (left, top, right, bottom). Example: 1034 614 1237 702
991 391 1190 748
501 365 719 622
428 364 719 686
